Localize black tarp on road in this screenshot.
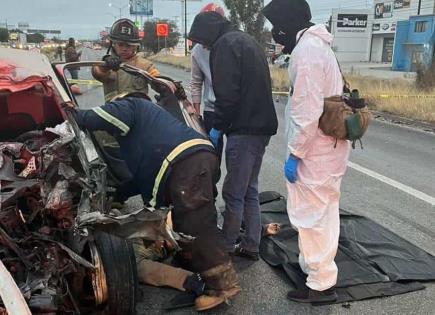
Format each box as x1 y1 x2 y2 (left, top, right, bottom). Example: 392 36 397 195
259 191 435 304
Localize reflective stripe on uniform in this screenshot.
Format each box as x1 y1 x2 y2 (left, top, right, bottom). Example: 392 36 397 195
148 68 160 77
92 107 130 136
149 139 214 207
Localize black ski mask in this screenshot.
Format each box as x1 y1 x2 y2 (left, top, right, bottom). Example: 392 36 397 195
262 0 314 54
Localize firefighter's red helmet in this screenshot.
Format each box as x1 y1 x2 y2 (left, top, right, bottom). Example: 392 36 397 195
200 3 225 17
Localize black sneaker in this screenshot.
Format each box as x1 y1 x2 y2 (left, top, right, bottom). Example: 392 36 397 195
230 243 259 261
287 286 338 304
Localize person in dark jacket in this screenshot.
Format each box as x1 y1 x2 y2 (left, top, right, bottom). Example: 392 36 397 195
65 37 81 79
70 95 240 311
188 12 278 261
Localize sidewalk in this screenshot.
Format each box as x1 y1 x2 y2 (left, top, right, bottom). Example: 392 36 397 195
340 62 416 80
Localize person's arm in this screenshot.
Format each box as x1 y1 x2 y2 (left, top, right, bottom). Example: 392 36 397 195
74 99 137 137
144 61 159 77
190 54 204 114
287 56 325 159
211 39 241 131
91 65 114 83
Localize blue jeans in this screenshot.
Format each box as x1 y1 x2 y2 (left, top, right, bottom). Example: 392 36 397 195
222 135 270 253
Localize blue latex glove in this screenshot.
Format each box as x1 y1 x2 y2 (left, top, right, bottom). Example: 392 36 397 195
209 128 222 148
284 155 299 183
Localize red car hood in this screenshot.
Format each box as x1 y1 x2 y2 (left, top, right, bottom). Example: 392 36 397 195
0 48 68 100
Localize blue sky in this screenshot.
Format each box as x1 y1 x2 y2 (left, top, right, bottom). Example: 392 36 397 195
0 0 371 39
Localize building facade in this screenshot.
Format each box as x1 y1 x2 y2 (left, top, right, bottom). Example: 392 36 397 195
392 14 435 71
371 0 435 62
331 9 373 62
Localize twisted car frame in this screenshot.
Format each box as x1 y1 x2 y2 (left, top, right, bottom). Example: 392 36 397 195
0 48 203 315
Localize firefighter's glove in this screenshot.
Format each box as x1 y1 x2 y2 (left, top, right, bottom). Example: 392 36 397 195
102 55 121 71
284 155 299 183
208 128 222 149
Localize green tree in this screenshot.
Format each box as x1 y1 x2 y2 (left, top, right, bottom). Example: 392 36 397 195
0 28 8 42
223 0 266 44
27 33 45 43
142 20 180 53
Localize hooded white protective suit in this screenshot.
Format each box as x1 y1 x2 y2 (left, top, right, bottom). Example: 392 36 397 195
285 24 350 291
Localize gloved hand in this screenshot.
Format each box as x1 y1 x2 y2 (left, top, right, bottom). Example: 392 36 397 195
174 81 187 100
102 54 121 71
284 155 299 183
209 128 222 148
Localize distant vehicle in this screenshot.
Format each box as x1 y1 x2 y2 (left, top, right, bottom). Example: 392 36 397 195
93 44 102 50
274 54 291 69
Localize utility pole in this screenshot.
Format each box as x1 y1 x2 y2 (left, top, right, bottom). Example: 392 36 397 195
162 0 201 56
184 0 187 56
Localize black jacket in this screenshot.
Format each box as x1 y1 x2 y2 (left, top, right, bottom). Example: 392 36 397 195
74 98 213 206
188 12 278 136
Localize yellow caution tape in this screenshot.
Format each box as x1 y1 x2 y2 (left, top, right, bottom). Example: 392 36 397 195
272 91 435 99
69 79 103 86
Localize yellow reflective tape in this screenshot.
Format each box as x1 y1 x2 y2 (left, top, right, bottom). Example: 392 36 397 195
271 91 435 99
149 139 214 207
149 69 160 77
69 79 103 86
92 107 130 136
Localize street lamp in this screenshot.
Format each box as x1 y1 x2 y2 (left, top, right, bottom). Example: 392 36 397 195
108 3 131 20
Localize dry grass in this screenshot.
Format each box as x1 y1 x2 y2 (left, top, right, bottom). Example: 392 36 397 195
348 75 435 123
148 54 191 70
270 69 435 123
149 54 435 123
270 68 290 92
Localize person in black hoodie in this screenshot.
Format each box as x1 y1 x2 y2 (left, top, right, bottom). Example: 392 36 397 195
188 12 278 261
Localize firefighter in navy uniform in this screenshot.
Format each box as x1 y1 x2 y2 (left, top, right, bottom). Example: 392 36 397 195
70 95 240 311
92 18 159 101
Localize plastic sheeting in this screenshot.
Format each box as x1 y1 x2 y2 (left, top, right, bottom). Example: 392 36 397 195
259 191 435 304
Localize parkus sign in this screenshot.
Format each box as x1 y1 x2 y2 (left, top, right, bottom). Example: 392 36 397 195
337 14 368 28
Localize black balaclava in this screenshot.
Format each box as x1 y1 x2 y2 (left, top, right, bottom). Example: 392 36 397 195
188 11 232 48
262 0 314 54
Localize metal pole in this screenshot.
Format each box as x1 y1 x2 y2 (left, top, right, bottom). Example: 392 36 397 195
184 0 188 56
418 0 422 15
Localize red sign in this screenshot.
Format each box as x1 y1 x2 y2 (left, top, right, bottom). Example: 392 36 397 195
139 31 145 39
156 23 169 37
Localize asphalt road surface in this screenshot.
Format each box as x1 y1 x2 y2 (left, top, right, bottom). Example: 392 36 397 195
81 49 435 315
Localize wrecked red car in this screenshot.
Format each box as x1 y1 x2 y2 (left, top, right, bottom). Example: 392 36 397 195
0 48 202 314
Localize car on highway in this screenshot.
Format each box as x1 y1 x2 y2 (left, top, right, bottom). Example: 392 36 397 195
0 48 202 315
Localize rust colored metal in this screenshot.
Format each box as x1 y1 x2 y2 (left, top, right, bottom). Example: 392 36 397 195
89 241 109 306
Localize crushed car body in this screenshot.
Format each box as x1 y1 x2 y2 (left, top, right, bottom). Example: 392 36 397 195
0 48 189 314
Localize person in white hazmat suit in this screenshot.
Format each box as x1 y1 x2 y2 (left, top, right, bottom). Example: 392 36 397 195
263 0 350 303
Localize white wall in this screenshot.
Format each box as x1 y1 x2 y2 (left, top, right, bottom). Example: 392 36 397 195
371 35 384 62
331 9 373 62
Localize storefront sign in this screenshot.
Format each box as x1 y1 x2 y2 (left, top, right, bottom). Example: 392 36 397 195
375 2 394 19
394 0 411 9
337 14 368 28
373 23 381 31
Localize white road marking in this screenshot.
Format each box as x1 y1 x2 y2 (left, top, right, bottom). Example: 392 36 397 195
348 161 435 206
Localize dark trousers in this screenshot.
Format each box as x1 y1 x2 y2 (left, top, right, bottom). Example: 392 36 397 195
167 151 229 272
222 135 270 252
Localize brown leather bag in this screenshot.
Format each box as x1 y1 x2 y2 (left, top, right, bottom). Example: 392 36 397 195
319 96 353 140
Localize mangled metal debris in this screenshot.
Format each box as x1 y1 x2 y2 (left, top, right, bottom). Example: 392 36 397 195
0 121 178 314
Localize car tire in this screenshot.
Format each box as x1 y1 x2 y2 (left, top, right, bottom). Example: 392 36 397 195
93 231 138 315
